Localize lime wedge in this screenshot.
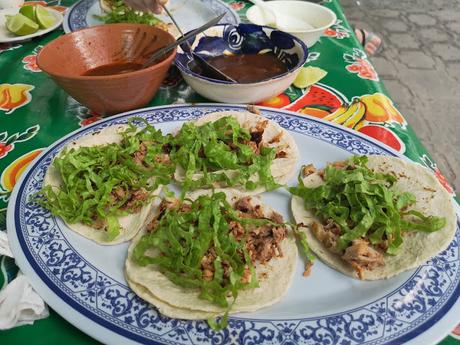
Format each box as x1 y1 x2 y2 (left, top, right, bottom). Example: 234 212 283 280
35 5 56 29
19 5 37 22
5 13 39 36
293 66 328 89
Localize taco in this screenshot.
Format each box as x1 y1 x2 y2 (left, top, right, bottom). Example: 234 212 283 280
290 155 456 280
172 111 299 194
125 191 298 327
97 0 175 34
36 121 175 245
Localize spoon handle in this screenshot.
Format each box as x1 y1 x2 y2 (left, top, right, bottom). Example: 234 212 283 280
142 12 225 68
248 0 276 24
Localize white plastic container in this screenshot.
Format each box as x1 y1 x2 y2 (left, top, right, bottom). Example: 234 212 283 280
246 1 337 48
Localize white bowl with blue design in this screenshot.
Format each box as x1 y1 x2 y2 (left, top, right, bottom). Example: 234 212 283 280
175 23 308 104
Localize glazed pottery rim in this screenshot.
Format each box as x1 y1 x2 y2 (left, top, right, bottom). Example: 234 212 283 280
248 1 337 34
175 23 309 85
37 23 177 80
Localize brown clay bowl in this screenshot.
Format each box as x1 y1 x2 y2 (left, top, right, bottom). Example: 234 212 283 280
37 23 176 115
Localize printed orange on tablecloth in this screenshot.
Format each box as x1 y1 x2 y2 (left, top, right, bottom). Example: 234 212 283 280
1 149 43 192
258 94 291 108
0 84 34 114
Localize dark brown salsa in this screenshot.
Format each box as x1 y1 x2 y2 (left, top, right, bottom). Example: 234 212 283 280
82 62 144 76
197 53 288 83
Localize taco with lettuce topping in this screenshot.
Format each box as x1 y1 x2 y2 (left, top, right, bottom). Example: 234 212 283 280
125 191 298 328
290 155 456 280
97 0 174 34
36 121 175 244
171 111 299 194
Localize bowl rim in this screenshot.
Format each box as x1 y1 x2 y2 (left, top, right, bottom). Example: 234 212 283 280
174 23 309 85
246 1 338 34
36 23 177 80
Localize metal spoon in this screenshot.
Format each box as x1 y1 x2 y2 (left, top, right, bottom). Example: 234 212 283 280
141 12 226 69
161 4 236 82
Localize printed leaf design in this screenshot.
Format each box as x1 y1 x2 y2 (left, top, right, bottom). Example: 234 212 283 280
0 125 40 160
17 125 39 141
5 133 19 145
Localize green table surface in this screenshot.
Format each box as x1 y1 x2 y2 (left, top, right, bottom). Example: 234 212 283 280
0 0 458 343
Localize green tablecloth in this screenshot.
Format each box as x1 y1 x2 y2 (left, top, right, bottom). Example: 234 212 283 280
0 0 458 343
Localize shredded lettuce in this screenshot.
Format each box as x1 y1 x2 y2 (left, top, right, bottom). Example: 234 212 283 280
289 156 446 254
94 0 161 26
170 116 279 192
132 192 285 329
34 119 175 240
292 224 315 263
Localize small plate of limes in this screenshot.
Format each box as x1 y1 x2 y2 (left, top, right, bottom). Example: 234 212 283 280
0 4 63 43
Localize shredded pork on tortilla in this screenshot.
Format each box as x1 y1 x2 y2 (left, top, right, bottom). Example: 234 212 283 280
292 157 447 279
310 162 387 277
145 195 288 284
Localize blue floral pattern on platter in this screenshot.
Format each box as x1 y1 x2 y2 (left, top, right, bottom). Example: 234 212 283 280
64 0 239 33
10 104 460 345
175 24 308 84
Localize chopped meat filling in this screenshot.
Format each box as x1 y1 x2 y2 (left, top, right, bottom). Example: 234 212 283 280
241 139 260 155
133 141 171 166
93 187 149 229
162 143 172 154
249 120 268 145
110 187 149 213
250 130 264 146
159 198 181 212
312 219 384 278
92 217 107 230
145 198 183 232
302 164 317 177
241 265 252 284
235 197 287 264
311 221 341 254
111 186 126 201
201 248 217 281
229 220 245 240
235 197 265 218
275 150 287 158
234 196 252 213
154 153 171 164
147 196 288 285
319 160 348 179
122 189 149 212
329 160 347 169
247 224 285 264
255 119 268 133
342 239 384 279
303 261 313 277
270 211 283 224
268 131 283 144
246 104 261 115
133 142 147 166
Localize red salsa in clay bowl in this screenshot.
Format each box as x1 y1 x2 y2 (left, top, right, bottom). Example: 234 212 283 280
37 23 176 115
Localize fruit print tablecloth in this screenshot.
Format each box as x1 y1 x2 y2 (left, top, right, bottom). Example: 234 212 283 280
0 0 458 344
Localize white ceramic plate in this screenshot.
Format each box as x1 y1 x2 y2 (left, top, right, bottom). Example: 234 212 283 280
0 7 63 43
63 0 239 34
7 104 460 345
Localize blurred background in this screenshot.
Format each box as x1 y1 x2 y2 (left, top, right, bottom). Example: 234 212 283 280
341 0 460 193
